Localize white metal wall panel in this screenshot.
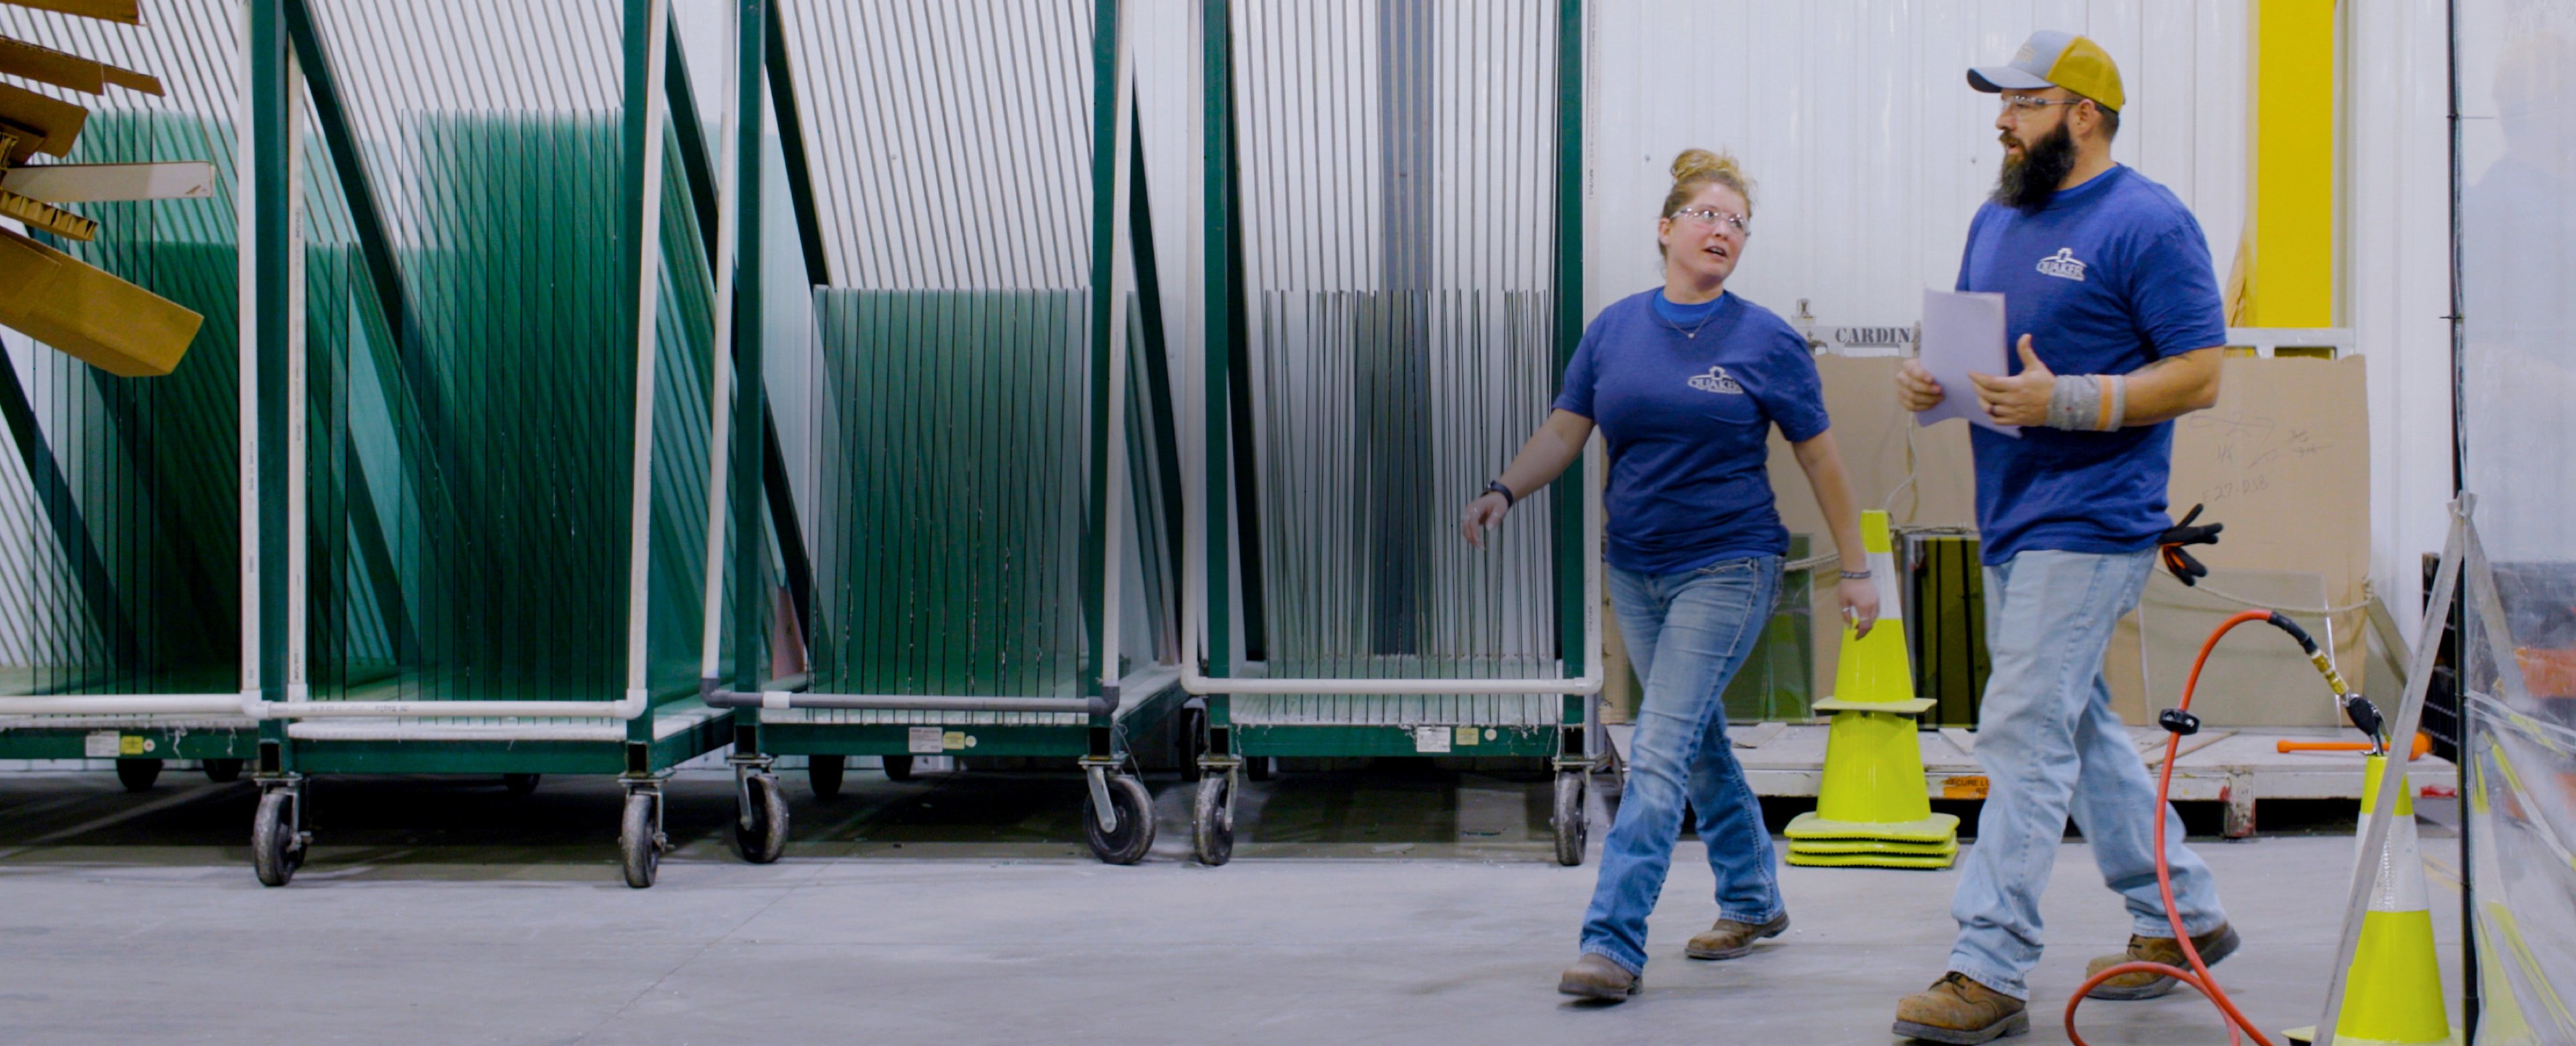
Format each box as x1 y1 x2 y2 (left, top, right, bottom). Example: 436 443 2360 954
2349 0 2452 635
1586 0 2248 326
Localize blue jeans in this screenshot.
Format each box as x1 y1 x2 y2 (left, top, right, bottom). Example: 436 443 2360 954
1948 548 2230 1000
1579 556 1784 976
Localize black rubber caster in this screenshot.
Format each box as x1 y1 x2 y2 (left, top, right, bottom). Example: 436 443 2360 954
808 754 845 799
1245 756 1277 782
620 790 662 888
735 772 788 864
1084 774 1155 865
1553 770 1589 867
502 773 541 797
881 754 915 782
115 758 162 793
252 787 304 887
203 758 245 783
1191 771 1234 866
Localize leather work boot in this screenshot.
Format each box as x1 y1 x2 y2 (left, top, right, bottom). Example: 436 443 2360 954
1892 972 2029 1044
1556 953 1640 1001
2083 922 2242 1000
1684 911 1790 960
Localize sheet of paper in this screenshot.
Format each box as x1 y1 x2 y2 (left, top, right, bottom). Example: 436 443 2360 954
1916 288 2019 438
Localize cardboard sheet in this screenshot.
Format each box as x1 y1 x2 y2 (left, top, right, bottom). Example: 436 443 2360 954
0 229 202 377
1748 355 2370 724
0 1 142 25
0 80 87 161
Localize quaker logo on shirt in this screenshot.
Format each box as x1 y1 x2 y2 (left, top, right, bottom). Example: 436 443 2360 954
1687 365 1745 395
2036 247 2088 282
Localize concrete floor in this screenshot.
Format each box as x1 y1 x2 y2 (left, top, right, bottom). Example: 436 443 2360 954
0 764 2464 1045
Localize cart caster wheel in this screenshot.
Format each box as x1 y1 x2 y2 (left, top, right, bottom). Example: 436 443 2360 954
1246 756 1276 782
1191 772 1234 866
881 754 915 782
1552 770 1589 867
1084 774 1155 865
808 754 845 799
203 758 245 783
620 791 662 888
503 774 541 797
252 788 304 887
115 758 162 793
735 772 788 864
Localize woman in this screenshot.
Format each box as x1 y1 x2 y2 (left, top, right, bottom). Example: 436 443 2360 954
1458 149 1878 1000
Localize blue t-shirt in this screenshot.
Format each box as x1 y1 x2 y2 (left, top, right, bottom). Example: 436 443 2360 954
1553 290 1830 575
1957 165 2228 566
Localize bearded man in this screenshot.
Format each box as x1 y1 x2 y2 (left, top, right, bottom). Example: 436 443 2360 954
1887 31 2238 1045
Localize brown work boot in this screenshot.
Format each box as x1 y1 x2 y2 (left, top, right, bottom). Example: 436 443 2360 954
1684 911 1790 960
2084 922 2242 1000
1892 972 2029 1044
1556 953 1640 1001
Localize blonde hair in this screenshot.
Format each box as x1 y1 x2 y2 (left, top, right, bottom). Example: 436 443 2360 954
1661 148 1754 219
1659 149 1753 257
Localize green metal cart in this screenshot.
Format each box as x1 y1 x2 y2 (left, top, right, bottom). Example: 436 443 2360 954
1183 0 1603 866
697 0 1191 865
0 3 260 795
233 0 740 886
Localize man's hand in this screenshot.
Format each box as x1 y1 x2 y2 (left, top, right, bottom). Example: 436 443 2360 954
1968 335 2055 427
1896 358 1945 412
2157 504 2223 587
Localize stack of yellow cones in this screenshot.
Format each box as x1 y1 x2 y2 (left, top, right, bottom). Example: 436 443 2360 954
2286 754 2459 1045
1785 511 1960 869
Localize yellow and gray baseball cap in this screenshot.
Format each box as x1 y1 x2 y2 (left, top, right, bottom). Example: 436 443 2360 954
1968 30 2125 112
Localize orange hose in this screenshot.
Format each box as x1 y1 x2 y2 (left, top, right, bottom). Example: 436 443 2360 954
2275 733 2432 760
2065 609 2275 1046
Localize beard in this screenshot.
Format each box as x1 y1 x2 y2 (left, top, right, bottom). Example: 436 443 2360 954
1992 121 2078 212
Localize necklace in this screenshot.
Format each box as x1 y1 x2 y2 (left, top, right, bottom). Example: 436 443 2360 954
1656 296 1722 340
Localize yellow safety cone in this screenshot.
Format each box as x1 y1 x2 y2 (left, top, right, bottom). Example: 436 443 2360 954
1785 510 1960 869
2286 754 2458 1045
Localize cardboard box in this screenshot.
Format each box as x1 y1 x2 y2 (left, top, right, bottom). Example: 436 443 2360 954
1760 355 2370 726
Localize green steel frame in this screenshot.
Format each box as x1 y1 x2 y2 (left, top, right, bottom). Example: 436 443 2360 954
1191 0 1591 769
710 0 1189 858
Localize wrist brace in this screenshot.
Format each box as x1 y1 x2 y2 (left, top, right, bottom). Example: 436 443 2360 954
2045 374 2127 431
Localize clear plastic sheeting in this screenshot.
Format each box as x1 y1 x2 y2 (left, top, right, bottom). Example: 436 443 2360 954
780 0 1160 713
292 0 716 708
2456 2 2576 1041
1228 0 1565 724
0 4 240 697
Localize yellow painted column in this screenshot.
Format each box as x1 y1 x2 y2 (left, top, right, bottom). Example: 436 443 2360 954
2232 0 2339 327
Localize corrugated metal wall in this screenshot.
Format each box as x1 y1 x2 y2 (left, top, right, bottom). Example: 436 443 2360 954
1585 0 2249 324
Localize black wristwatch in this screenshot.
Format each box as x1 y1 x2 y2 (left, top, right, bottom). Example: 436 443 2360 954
1485 480 1517 507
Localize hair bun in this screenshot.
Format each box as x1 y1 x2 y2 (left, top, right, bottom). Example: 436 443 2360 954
1670 147 1736 183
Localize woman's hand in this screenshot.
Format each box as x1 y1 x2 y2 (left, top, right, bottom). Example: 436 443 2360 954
1460 491 1510 549
1837 575 1881 638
